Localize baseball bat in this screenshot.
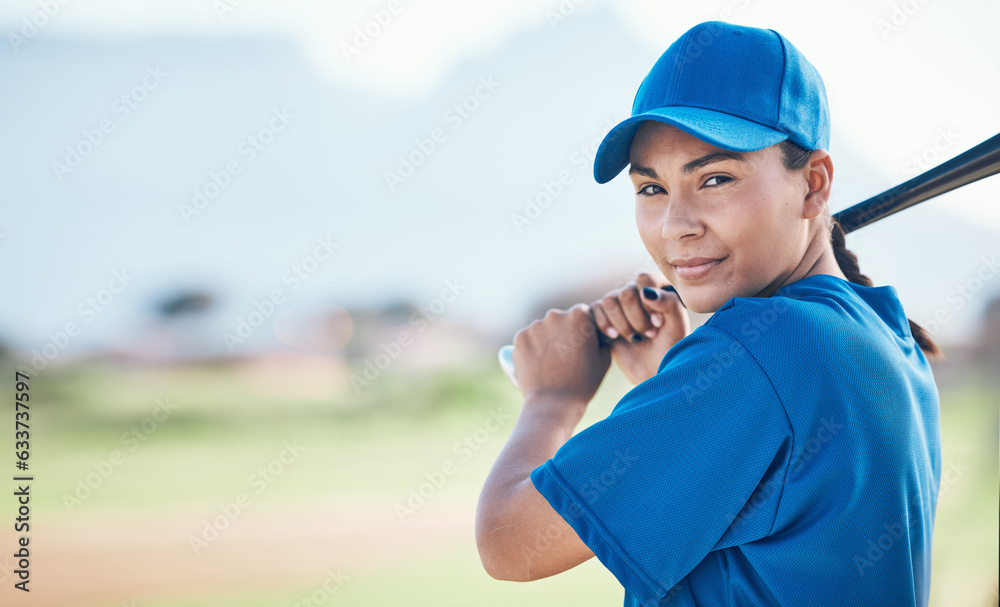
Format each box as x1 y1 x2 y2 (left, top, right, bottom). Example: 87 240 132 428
499 132 1000 388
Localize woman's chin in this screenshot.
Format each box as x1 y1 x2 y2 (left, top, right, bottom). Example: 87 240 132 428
677 288 730 315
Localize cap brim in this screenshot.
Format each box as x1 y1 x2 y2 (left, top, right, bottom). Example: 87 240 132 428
593 107 789 184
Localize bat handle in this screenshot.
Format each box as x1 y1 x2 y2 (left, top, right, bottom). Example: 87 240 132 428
498 344 518 389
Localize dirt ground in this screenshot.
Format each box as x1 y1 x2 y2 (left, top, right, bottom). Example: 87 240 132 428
0 498 475 607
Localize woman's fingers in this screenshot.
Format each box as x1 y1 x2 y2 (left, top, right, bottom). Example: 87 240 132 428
590 271 684 343
590 303 619 340
591 285 653 342
634 272 676 316
633 271 670 292
595 295 634 341
618 285 657 340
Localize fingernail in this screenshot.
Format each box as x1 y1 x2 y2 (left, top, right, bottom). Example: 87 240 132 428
644 330 656 339
606 327 619 339
650 313 662 327
642 287 659 300
630 333 642 343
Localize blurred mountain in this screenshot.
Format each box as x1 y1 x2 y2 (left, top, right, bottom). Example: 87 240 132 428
1 6 998 360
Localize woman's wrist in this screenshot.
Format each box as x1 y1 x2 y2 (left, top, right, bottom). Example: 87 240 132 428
520 392 589 433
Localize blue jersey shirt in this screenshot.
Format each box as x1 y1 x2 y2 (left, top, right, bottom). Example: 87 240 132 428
530 274 941 606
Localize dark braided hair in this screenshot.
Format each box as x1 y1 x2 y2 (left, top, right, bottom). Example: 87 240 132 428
777 140 943 361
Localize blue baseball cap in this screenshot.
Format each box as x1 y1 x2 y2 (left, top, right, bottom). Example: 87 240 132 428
594 21 830 184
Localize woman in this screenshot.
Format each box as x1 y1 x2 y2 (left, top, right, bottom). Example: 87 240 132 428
476 21 942 606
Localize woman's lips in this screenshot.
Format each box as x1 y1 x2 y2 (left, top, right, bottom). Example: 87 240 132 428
672 257 726 280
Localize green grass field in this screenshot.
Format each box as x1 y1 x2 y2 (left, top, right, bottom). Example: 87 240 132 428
0 355 995 606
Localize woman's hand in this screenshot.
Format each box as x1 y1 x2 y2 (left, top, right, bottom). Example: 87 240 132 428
511 303 612 407
480 304 606 581
481 306 606 581
590 272 690 385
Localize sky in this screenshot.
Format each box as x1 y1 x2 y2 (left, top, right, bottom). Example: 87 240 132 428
1 0 999 359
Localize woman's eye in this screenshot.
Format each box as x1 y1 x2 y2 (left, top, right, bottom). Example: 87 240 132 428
637 184 664 197
704 175 733 187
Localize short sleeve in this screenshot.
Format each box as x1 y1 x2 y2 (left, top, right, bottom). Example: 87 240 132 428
530 325 792 607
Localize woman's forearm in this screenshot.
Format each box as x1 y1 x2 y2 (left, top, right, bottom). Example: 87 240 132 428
475 394 594 580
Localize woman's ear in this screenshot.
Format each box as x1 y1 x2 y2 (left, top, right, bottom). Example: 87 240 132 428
802 150 833 220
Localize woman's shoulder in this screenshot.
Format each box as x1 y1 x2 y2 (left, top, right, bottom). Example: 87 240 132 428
705 274 913 359
704 273 911 345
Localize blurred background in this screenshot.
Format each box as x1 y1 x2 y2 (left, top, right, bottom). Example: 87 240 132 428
0 0 997 605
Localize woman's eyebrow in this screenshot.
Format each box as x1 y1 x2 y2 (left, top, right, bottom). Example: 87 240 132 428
629 152 747 179
682 151 747 174
628 164 659 179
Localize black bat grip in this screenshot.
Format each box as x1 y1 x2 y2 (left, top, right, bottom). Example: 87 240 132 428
834 132 1000 233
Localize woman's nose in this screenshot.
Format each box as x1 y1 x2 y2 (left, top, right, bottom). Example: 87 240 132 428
661 197 704 242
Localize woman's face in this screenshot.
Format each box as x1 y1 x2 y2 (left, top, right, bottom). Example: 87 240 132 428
629 121 817 314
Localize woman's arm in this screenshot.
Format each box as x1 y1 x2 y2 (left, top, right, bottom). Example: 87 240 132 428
475 285 688 580
476 393 595 581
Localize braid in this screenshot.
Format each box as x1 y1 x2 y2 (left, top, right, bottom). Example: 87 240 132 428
829 220 943 361
778 140 943 361
830 221 873 287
